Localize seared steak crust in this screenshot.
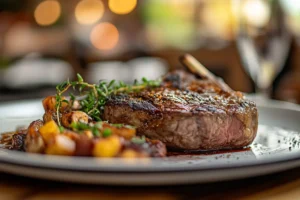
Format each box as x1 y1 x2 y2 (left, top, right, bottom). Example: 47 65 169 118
103 71 258 150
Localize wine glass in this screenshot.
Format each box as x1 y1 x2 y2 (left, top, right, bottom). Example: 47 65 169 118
233 0 291 101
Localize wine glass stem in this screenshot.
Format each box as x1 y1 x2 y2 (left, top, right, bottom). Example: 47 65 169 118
255 86 271 100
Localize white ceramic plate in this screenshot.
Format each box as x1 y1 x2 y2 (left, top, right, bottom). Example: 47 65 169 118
0 99 300 185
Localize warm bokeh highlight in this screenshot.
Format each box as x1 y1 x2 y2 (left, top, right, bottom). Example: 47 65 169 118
75 0 105 25
108 0 137 15
34 0 61 26
90 22 119 50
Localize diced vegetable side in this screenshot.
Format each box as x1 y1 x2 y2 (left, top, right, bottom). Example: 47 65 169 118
12 97 166 158
0 72 167 158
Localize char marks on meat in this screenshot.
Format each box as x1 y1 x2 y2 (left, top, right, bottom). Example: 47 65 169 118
103 70 258 151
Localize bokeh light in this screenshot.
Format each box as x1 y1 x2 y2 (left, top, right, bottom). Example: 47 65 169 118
34 0 61 26
108 0 137 15
280 0 300 15
243 0 270 27
90 22 119 50
75 0 104 25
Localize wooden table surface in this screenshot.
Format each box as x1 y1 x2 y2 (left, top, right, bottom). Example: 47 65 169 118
1 167 300 200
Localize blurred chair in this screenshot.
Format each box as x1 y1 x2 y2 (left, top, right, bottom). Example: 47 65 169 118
86 61 127 83
86 57 168 84
127 57 168 81
0 53 73 89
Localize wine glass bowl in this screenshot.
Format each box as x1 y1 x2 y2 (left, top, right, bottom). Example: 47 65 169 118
233 0 292 99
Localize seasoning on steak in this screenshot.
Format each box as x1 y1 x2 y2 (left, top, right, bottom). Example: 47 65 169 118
103 70 258 151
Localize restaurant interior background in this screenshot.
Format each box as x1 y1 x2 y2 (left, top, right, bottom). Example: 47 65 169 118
0 0 300 103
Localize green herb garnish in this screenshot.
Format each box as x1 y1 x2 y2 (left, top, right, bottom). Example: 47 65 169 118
70 122 114 137
111 124 124 128
70 122 100 137
102 128 112 137
58 126 65 133
55 74 161 126
131 135 146 144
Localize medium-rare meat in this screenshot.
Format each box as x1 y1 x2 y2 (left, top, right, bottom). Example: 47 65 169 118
103 70 258 151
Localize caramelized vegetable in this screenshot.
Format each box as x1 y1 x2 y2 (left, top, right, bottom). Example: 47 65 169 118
25 120 45 153
93 135 122 157
42 96 69 113
121 149 139 158
45 135 76 156
43 112 56 123
74 135 93 156
102 123 136 139
11 133 26 151
39 120 60 141
61 111 89 128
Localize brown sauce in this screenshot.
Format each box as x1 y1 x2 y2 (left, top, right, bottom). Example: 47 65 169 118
167 147 251 156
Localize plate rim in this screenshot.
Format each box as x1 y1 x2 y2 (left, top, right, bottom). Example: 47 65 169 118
0 98 300 174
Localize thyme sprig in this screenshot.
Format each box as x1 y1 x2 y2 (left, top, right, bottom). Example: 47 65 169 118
70 121 102 137
55 74 161 126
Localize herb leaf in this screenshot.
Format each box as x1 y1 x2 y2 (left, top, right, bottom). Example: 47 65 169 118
102 129 112 137
55 74 161 125
77 73 84 83
131 136 146 144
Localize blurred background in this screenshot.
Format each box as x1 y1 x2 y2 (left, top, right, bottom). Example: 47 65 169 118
0 0 299 103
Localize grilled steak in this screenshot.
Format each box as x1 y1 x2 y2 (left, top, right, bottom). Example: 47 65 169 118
103 70 258 151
